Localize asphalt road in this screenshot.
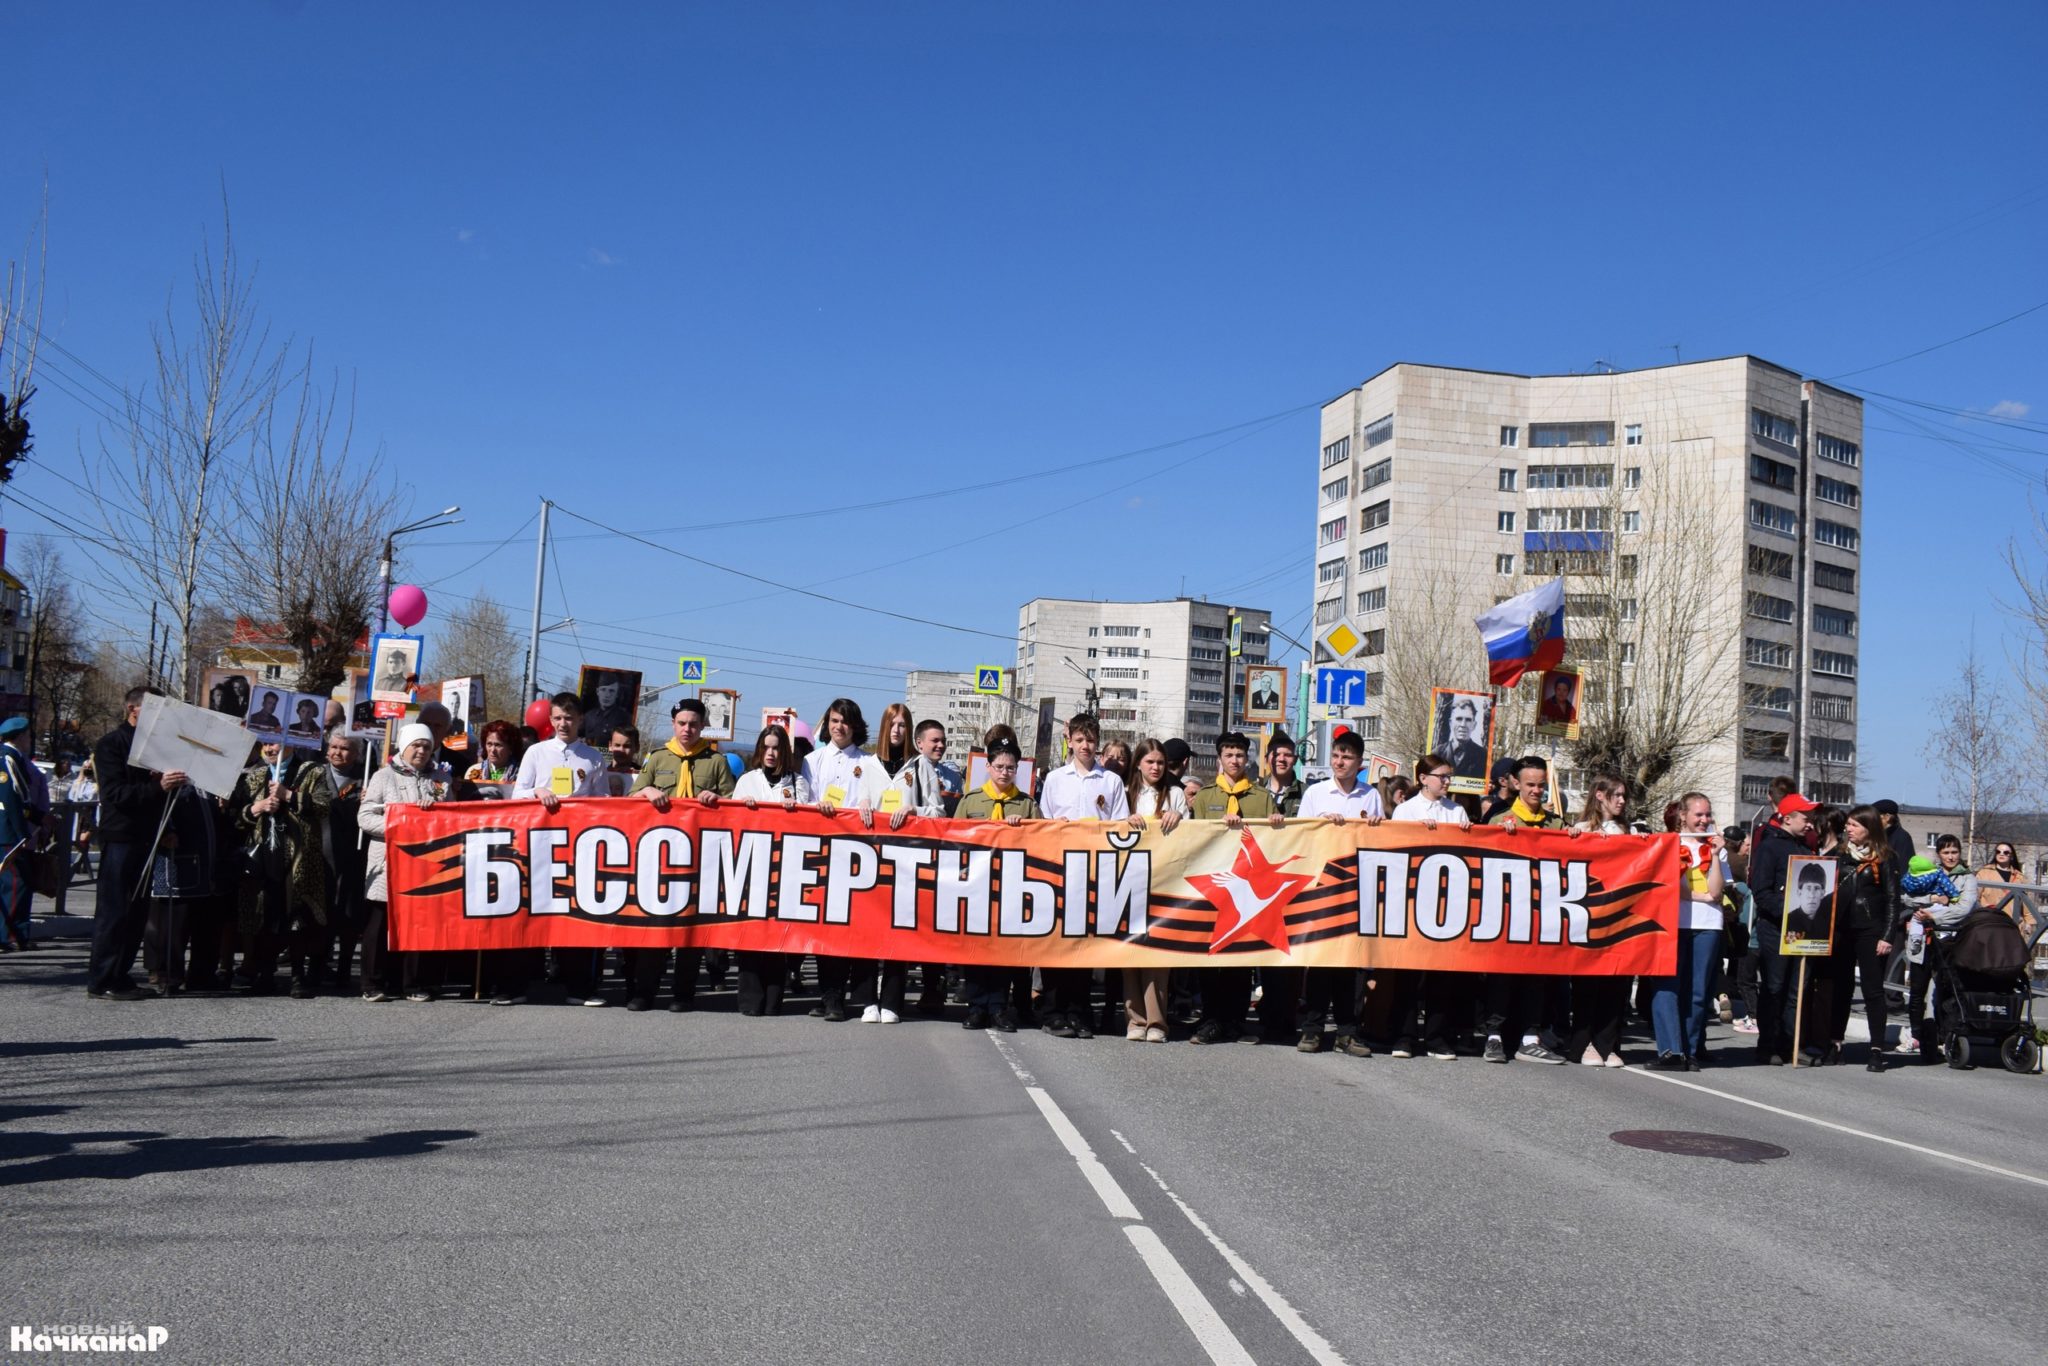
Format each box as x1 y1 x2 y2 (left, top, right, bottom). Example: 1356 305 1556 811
4 939 2045 1365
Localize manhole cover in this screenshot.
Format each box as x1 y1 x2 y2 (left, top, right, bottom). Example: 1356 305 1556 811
1609 1130 1789 1164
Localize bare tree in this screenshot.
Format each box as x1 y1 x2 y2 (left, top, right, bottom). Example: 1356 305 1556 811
433 593 525 727
0 188 46 485
2002 488 2048 760
1925 644 2019 860
226 364 401 693
85 207 288 695
18 537 90 754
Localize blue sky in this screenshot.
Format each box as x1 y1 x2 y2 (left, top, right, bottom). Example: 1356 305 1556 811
5 2 2044 802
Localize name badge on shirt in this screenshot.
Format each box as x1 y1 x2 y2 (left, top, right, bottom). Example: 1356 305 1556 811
824 783 848 806
878 788 904 814
550 767 576 796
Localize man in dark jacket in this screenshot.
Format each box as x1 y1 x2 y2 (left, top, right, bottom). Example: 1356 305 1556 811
1748 792 1817 1064
86 687 182 1000
1873 799 1916 869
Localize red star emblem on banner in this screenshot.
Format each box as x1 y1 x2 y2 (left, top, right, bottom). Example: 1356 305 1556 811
1187 833 1316 955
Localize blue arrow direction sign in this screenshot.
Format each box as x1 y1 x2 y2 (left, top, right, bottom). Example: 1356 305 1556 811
1315 667 1368 708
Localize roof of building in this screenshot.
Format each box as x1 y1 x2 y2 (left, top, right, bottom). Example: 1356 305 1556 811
1324 354 1857 410
1896 804 2048 845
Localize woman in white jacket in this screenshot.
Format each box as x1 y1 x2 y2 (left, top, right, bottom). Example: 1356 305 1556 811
1122 740 1187 1042
357 724 444 1003
797 698 885 1022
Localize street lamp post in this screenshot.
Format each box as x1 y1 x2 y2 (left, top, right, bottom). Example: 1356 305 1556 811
378 505 464 633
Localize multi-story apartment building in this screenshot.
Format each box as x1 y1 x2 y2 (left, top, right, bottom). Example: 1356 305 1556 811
1014 597 1275 780
902 668 1019 768
1312 357 1863 816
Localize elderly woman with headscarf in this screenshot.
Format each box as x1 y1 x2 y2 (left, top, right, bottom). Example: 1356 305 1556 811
358 723 446 1003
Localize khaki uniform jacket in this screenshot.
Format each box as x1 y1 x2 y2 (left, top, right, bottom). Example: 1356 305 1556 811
956 789 1040 822
631 746 738 801
1189 781 1277 821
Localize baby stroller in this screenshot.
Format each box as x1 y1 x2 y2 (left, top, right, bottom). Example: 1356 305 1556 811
1929 908 2040 1073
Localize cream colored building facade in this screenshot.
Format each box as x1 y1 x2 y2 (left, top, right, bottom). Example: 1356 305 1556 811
1313 357 1864 817
1014 597 1276 779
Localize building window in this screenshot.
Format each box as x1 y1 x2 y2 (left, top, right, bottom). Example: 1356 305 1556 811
1363 415 1394 449
1357 586 1386 615
1814 518 1860 553
1086 626 1098 637
1315 598 1343 625
1749 454 1798 490
1360 456 1392 491
1360 715 1383 740
1813 781 1855 805
1524 550 1608 576
1322 436 1350 469
1747 591 1796 623
1620 642 1637 664
1740 775 1779 806
1811 692 1853 722
1364 671 1383 697
1749 545 1794 580
1816 434 1860 467
1358 629 1386 656
1625 423 1643 445
1319 516 1346 546
1528 506 1612 532
1623 467 1641 489
1500 425 1519 448
1619 554 1638 580
1317 558 1346 585
1529 421 1615 447
1815 474 1860 508
1620 511 1641 533
1814 561 1856 594
1358 543 1389 572
1525 464 1614 490
1751 408 1799 447
1497 511 1516 533
1742 728 1790 760
1813 649 1858 679
1358 500 1390 533
1749 499 1798 537
1745 683 1793 713
1102 625 1140 636
1746 637 1793 669
1813 606 1858 637
1498 467 1518 492
1321 475 1349 503
1496 554 1516 576
1809 736 1856 765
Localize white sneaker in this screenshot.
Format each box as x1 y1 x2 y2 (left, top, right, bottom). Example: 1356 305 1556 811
1127 1024 1148 1041
1581 1045 1603 1066
1144 1026 1168 1043
875 1007 900 1024
1604 1052 1626 1069
860 1005 881 1023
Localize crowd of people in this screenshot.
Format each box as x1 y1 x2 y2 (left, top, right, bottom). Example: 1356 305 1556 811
34 682 2037 1072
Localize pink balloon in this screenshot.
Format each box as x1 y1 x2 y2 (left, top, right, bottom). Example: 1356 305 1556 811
790 718 814 741
523 699 554 732
388 584 429 629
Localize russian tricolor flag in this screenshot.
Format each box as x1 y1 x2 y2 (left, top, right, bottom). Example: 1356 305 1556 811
1475 578 1566 687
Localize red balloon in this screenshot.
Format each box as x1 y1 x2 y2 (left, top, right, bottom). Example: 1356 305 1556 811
523 698 553 732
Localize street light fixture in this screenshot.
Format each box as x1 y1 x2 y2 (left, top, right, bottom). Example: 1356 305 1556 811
378 505 465 632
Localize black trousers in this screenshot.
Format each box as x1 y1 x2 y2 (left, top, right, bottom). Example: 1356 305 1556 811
1301 967 1361 1035
1198 968 1254 1031
918 962 952 1006
1822 926 1889 1047
1041 967 1094 1021
1258 967 1305 1039
1565 977 1629 1059
964 967 1030 1016
1482 973 1563 1045
1907 954 1935 1046
1753 923 1798 1058
735 951 788 1015
484 949 545 997
814 954 852 1009
88 841 152 994
1365 968 1464 1048
848 960 908 1013
360 899 393 994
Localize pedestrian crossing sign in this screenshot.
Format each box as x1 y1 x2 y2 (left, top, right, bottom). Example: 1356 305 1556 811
973 666 1004 694
677 656 707 684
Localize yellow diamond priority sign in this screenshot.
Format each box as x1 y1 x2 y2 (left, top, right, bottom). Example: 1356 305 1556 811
1319 621 1361 661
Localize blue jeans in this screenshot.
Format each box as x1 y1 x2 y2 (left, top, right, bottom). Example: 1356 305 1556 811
1651 926 1723 1058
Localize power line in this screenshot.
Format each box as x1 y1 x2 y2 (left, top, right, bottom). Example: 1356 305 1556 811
1826 298 2048 382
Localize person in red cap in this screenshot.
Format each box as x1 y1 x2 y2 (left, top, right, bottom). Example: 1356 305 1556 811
1747 791 1819 1064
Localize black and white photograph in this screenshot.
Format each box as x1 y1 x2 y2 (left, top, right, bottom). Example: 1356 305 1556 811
1781 855 1838 957
699 687 738 742
441 676 484 753
283 692 328 748
1242 665 1287 724
1428 686 1495 796
242 686 289 738
345 668 383 742
578 665 641 744
202 666 255 719
370 633 422 705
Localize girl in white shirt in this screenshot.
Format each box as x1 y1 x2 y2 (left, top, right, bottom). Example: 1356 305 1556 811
1122 741 1186 1042
796 699 885 1022
732 725 810 1016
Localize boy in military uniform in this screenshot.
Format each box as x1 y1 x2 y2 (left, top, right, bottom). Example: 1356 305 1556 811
1188 731 1285 1045
1481 755 1569 1064
627 698 737 1011
955 737 1038 1031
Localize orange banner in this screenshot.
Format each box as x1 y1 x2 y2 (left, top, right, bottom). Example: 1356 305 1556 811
387 799 1681 974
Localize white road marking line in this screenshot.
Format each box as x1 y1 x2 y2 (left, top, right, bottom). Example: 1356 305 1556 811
1123 1225 1258 1366
1026 1086 1144 1220
987 1032 1037 1085
1139 1161 1353 1366
1624 1068 2048 1190
1110 1128 1137 1153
